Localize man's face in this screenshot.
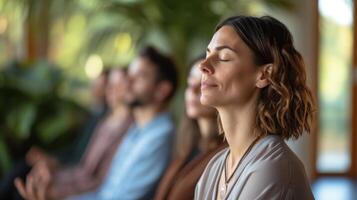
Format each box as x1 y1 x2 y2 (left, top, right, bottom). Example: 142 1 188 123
125 56 158 107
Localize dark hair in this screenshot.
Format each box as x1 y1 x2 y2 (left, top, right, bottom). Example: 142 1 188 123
139 46 178 102
215 16 315 140
118 66 129 75
100 68 111 80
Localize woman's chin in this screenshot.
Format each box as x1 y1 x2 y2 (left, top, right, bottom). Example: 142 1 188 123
200 95 218 107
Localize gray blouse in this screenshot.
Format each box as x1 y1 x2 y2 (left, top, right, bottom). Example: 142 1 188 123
195 135 314 200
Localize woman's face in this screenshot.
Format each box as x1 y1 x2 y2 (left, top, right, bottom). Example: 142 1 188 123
200 25 261 108
106 70 128 109
91 74 107 102
185 60 216 119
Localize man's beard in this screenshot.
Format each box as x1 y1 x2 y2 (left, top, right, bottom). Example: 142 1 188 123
126 94 153 109
126 98 143 108
125 92 153 109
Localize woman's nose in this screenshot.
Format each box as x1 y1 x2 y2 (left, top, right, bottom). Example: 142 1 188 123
199 57 214 75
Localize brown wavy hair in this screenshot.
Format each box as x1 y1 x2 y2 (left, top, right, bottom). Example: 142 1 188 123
215 16 315 140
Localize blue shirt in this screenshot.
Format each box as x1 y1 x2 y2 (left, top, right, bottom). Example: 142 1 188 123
69 112 175 200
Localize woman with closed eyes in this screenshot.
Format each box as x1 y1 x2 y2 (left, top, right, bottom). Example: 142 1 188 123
154 56 226 200
195 16 315 200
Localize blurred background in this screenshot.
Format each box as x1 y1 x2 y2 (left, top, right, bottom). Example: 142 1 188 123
0 0 356 199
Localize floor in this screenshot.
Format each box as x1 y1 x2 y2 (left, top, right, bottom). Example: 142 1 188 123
313 177 357 200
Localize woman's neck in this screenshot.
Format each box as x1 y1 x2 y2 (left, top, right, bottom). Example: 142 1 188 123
217 100 258 167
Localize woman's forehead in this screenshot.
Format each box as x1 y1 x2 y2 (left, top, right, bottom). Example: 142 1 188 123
208 26 242 52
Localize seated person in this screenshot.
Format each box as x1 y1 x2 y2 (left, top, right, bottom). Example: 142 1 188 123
17 46 178 200
26 68 112 168
15 68 132 199
0 69 110 200
154 56 226 200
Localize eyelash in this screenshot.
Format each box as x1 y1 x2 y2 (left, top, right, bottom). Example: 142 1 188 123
205 52 231 62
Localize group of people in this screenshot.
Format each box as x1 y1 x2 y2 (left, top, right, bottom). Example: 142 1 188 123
7 15 315 199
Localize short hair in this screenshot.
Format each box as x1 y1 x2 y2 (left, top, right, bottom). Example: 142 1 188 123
139 46 178 102
215 16 315 140
111 65 128 74
100 68 111 80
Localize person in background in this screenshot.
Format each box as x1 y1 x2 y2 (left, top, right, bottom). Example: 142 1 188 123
15 68 133 200
16 46 178 200
67 46 178 200
154 55 226 200
26 69 111 167
195 15 315 200
0 69 110 200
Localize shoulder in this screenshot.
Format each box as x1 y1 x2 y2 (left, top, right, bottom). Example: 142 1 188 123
147 112 175 136
237 135 313 198
254 135 304 165
247 135 309 186
135 113 175 144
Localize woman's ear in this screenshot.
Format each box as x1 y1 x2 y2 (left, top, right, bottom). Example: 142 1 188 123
256 64 273 89
155 81 173 102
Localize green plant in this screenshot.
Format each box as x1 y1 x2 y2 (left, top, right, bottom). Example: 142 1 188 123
0 61 88 175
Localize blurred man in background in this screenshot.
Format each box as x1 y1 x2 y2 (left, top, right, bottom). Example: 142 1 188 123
16 46 179 200
69 46 178 200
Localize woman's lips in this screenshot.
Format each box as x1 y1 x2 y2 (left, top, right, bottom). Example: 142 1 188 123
201 80 218 90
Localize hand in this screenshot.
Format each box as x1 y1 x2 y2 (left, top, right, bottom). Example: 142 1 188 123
26 147 48 165
14 162 52 200
26 146 59 170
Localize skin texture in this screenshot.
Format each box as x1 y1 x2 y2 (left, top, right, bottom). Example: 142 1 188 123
185 60 218 140
199 25 271 196
125 57 158 107
106 69 128 109
200 26 267 109
91 73 107 104
185 60 216 119
126 56 172 127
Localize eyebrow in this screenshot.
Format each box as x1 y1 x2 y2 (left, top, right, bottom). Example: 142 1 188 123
206 45 237 53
